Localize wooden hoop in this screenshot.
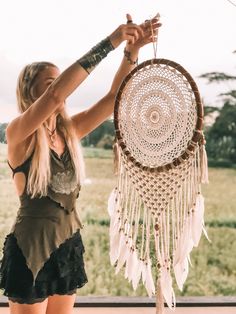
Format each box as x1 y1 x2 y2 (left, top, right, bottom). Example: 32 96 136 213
114 58 204 173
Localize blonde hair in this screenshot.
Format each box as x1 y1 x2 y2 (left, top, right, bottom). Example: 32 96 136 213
16 62 85 198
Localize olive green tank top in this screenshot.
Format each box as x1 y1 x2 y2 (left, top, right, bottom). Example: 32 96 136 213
8 146 83 282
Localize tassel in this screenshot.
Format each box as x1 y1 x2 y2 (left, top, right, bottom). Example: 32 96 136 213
156 279 165 314
113 139 120 175
199 142 209 184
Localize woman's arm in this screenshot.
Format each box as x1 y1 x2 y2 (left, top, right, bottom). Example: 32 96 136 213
71 14 161 140
71 44 140 140
6 21 143 146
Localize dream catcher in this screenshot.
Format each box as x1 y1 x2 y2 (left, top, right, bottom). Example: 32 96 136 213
108 22 209 314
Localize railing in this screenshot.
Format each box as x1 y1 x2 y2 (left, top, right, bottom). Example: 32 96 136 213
0 296 235 307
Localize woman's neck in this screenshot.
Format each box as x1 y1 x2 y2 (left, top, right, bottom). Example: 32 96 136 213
45 114 57 131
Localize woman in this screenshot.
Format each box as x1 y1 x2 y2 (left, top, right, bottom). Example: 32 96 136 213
0 13 161 314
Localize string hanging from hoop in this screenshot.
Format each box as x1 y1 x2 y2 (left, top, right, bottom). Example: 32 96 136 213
150 13 159 58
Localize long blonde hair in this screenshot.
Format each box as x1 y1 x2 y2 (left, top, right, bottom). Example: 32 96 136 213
16 62 85 198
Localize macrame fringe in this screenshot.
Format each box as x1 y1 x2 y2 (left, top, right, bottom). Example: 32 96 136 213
156 279 165 314
108 142 209 313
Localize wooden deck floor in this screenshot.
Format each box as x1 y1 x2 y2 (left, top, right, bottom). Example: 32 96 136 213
0 296 235 313
0 307 236 314
75 307 236 314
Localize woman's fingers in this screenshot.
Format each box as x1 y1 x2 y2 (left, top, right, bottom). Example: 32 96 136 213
125 24 144 39
144 24 161 35
126 34 137 45
126 13 133 23
125 13 163 44
125 13 144 37
143 21 162 32
109 13 160 48
153 12 161 19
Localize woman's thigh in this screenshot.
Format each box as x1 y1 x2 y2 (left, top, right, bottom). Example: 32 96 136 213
9 298 48 314
46 293 76 314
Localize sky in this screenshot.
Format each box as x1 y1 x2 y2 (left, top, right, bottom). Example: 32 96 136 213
0 0 236 123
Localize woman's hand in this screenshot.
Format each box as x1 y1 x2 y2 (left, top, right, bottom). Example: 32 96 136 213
108 17 144 48
126 13 162 51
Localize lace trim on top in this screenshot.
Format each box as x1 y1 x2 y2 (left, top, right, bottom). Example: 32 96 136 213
45 148 81 212
49 169 78 195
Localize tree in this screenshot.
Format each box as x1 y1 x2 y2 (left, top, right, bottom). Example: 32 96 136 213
0 123 7 143
206 102 236 164
96 134 114 149
199 50 236 105
200 50 236 166
81 119 115 147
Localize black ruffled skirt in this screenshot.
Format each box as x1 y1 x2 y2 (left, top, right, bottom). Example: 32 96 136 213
0 231 88 304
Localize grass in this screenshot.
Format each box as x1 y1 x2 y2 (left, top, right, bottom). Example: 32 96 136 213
0 144 235 297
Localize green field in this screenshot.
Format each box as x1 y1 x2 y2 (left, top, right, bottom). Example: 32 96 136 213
0 143 235 297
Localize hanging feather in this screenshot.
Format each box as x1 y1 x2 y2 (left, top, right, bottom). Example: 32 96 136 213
145 259 156 297
132 257 142 290
191 193 205 247
174 256 189 291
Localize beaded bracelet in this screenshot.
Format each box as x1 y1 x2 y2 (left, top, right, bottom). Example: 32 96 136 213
124 48 138 65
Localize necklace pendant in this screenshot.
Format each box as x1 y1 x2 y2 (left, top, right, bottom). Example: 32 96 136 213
51 141 57 148
51 134 56 142
50 132 57 147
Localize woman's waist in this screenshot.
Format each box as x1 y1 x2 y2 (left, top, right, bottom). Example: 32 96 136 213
18 196 63 216
19 187 79 214
13 205 83 228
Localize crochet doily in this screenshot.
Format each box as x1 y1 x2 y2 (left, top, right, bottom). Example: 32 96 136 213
116 61 198 167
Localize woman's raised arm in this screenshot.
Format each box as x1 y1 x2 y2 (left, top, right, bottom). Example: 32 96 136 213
6 20 143 146
71 14 161 139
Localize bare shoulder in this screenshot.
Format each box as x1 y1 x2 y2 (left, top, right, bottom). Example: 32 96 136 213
7 133 36 169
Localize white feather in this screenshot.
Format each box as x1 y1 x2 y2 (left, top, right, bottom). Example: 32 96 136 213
174 220 193 266
107 188 117 216
109 228 121 266
131 254 142 290
191 194 205 246
141 261 147 284
125 249 134 280
145 260 155 297
115 234 129 274
109 203 122 265
174 257 189 291
160 267 176 309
